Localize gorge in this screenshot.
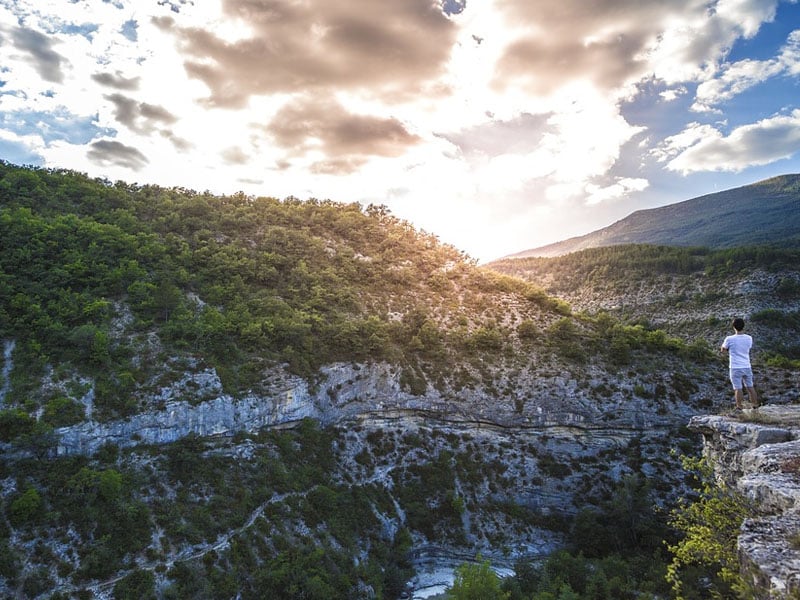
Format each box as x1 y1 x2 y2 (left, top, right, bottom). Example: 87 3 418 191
1 163 799 599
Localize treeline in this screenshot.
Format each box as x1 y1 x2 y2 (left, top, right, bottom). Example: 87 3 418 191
489 243 800 291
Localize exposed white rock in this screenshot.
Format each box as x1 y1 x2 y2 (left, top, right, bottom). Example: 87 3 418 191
0 339 15 405
50 360 686 457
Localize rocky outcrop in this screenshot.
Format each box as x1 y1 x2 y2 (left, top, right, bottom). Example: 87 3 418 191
689 405 800 599
50 360 695 456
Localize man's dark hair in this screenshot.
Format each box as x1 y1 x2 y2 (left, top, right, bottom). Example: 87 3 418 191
733 317 745 332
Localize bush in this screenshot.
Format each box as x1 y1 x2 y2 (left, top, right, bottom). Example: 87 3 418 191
42 396 85 427
9 487 44 525
517 319 538 340
114 569 157 600
0 409 35 442
447 556 510 599
666 457 753 599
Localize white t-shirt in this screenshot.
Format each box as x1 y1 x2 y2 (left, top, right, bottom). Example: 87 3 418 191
722 333 753 369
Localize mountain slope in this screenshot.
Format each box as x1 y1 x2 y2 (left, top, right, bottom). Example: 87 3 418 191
510 174 800 258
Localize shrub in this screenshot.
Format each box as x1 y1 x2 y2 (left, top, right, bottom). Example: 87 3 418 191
9 487 44 525
517 319 538 340
666 457 753 599
0 409 35 442
114 569 157 600
42 396 85 427
447 556 510 599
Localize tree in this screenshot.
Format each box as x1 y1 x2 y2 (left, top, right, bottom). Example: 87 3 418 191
666 456 752 599
113 569 157 600
9 487 44 525
446 556 510 600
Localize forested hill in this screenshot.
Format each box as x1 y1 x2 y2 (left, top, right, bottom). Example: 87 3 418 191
509 174 800 258
0 161 567 417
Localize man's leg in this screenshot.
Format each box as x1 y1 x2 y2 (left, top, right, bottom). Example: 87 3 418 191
734 388 744 409
747 386 759 408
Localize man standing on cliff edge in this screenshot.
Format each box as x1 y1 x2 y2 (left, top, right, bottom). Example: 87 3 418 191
721 317 759 410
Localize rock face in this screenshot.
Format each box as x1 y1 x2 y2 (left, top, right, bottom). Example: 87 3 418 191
689 405 800 599
53 361 695 456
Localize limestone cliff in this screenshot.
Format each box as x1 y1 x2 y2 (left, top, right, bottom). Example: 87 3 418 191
50 360 699 457
689 405 800 599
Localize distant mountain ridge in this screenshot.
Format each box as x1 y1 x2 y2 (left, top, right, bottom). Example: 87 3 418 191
509 174 800 258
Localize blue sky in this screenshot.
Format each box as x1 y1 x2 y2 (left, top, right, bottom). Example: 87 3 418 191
1 0 800 261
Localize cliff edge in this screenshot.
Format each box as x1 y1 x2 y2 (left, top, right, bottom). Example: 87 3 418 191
689 405 800 599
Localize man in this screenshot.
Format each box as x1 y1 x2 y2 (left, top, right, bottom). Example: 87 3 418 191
720 317 759 409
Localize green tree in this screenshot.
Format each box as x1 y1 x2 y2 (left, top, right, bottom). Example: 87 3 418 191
666 456 752 599
113 569 157 600
9 487 43 525
446 556 510 600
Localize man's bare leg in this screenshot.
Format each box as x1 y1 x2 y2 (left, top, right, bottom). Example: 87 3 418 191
747 386 759 408
734 388 744 409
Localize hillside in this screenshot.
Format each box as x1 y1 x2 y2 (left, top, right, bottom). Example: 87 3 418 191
509 174 800 258
488 245 800 369
0 162 797 599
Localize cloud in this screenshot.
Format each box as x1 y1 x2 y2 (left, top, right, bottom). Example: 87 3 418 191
489 0 782 98
221 145 248 165
91 71 141 90
438 112 551 158
263 95 421 174
9 26 67 84
161 0 458 108
658 110 800 173
104 92 178 135
0 130 44 166
693 29 800 111
87 139 149 170
585 176 649 205
489 0 688 96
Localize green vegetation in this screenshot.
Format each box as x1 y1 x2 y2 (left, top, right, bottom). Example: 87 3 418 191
0 161 711 432
0 415 700 598
0 420 417 598
666 457 752 599
0 161 587 423
489 244 800 295
446 556 510 599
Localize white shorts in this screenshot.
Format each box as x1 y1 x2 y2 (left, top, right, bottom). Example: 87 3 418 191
730 368 754 390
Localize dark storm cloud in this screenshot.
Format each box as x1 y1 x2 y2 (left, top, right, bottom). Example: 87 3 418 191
264 95 420 173
490 0 704 94
10 27 67 84
161 0 457 108
87 139 149 170
105 93 178 133
92 71 141 90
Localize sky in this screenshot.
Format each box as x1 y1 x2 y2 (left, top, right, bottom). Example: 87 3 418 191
1 0 800 262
